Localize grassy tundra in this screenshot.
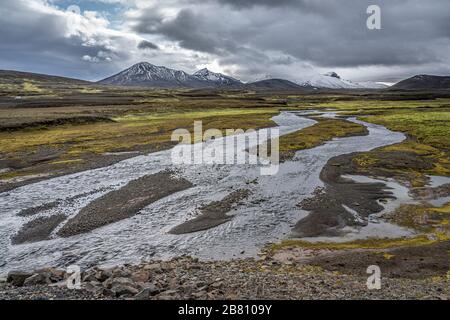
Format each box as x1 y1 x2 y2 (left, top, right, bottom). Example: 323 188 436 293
0 79 449 282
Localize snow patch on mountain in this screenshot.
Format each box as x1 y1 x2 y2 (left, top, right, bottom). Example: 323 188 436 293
300 72 388 89
193 68 241 85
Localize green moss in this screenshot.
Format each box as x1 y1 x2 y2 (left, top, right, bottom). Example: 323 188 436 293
50 159 84 165
0 108 278 179
268 235 436 252
23 81 44 93
297 99 450 153
352 140 449 187
360 110 450 151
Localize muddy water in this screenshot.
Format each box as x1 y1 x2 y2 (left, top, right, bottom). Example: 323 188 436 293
0 111 408 273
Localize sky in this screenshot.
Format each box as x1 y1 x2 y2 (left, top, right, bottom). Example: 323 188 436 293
1 0 450 83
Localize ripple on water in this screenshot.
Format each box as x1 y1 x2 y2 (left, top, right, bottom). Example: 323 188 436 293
0 112 407 273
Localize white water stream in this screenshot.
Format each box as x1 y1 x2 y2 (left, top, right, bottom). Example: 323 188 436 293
0 111 412 273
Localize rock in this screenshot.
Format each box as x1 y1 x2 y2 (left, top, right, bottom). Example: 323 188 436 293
23 273 52 286
144 263 162 273
7 271 33 287
196 281 207 288
82 268 111 283
103 276 135 289
95 269 113 282
82 271 98 283
131 270 151 283
84 281 103 294
113 277 135 286
111 284 139 297
49 280 68 288
100 288 115 297
211 281 223 288
134 284 159 300
191 290 207 299
158 289 178 296
112 268 131 278
156 290 179 300
36 268 65 282
105 277 140 297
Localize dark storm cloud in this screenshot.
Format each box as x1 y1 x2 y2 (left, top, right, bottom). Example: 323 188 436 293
217 0 335 15
137 40 159 50
218 0 299 8
130 0 450 80
1 0 450 82
132 8 226 54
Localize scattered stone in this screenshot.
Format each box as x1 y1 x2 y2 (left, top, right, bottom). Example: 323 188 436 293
23 273 51 286
1 254 448 300
131 270 150 283
7 271 33 287
134 284 159 300
111 284 139 297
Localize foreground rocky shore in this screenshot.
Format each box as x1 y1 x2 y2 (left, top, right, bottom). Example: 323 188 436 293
1 253 447 300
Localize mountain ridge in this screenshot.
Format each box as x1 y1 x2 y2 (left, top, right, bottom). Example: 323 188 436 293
390 75 450 90
0 70 91 85
3 65 449 91
98 63 388 90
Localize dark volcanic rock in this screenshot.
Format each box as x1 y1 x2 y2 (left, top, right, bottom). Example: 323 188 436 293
57 170 193 237
11 214 66 244
7 271 33 287
169 189 250 234
294 153 395 237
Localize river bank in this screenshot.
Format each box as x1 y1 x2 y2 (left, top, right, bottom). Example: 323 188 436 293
0 255 447 300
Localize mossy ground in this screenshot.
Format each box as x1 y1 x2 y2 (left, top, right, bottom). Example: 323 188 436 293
270 97 449 252
386 203 450 235
290 99 450 187
268 213 450 253
0 107 278 182
278 118 367 161
268 235 436 252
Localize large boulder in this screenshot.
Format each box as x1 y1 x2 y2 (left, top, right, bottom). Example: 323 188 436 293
7 271 33 287
23 273 52 286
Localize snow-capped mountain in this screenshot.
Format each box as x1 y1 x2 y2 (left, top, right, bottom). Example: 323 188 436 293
99 63 388 90
301 72 388 89
99 62 205 88
99 63 242 88
192 68 242 86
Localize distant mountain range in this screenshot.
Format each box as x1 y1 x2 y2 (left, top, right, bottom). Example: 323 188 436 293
2 65 450 91
390 75 450 90
98 62 386 90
